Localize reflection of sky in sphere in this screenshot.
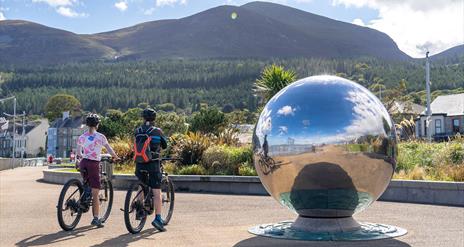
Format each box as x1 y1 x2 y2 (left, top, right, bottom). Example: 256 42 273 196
256 75 391 146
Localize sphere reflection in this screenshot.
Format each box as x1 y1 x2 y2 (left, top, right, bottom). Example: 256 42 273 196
253 75 396 218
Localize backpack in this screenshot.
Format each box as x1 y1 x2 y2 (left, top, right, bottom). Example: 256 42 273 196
133 127 154 163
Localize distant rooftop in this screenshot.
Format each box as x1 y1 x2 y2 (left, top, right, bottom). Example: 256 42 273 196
51 116 84 129
392 101 425 115
422 93 464 116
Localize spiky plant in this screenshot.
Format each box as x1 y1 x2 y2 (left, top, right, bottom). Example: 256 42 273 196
254 64 297 103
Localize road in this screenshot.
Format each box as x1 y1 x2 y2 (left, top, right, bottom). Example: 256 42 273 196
0 167 463 247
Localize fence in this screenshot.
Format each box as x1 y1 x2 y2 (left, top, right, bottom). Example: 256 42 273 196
0 157 45 171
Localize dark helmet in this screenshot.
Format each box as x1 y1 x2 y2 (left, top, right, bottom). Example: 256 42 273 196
142 108 156 121
85 113 100 127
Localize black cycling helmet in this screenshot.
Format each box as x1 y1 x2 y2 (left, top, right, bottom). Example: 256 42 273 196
142 108 156 121
85 113 100 127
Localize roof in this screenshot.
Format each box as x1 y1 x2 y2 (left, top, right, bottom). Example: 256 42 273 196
50 116 83 129
1 122 40 137
422 93 464 116
391 101 425 115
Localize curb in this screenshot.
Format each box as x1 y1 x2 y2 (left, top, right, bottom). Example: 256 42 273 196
43 169 464 207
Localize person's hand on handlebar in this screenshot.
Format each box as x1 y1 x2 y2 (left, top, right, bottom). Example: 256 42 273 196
111 155 120 162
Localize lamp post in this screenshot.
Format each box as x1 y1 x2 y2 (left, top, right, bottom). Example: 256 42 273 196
425 51 432 142
4 111 26 159
0 96 16 166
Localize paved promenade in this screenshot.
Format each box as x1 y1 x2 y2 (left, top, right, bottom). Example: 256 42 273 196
1 167 463 247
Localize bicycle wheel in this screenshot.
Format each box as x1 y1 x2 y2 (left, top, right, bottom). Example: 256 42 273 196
57 179 83 231
99 178 113 223
160 177 175 225
124 183 147 234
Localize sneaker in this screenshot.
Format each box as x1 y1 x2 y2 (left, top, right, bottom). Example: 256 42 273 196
91 218 104 227
151 218 166 232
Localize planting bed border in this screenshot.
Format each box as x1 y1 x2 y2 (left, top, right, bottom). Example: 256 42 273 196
43 169 464 207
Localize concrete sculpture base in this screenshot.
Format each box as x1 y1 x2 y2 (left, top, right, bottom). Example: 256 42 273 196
249 217 407 241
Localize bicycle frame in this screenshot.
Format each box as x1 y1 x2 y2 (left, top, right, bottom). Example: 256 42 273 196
130 158 179 214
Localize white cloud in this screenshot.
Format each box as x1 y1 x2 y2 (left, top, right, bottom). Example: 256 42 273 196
56 6 87 17
156 0 187 7
333 0 464 57
256 107 272 136
277 105 296 116
32 0 87 18
144 7 155 15
0 12 5 21
278 126 288 135
115 1 128 12
352 18 365 26
32 0 75 7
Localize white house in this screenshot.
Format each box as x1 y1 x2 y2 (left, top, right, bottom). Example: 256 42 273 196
0 119 49 157
416 93 464 140
25 119 49 157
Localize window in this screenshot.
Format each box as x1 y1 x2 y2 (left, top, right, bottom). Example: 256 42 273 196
453 119 460 133
424 120 427 136
435 119 442 134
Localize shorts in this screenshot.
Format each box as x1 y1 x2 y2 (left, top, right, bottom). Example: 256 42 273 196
79 158 101 189
135 161 162 189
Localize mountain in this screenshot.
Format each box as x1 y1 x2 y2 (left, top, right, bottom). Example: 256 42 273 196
0 20 115 65
431 44 464 62
0 2 411 65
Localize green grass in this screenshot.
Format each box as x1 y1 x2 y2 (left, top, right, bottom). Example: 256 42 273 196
394 138 464 181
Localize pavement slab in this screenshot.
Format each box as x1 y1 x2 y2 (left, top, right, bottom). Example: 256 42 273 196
1 167 463 247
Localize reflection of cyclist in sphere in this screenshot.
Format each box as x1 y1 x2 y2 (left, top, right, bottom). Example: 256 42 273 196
262 135 269 157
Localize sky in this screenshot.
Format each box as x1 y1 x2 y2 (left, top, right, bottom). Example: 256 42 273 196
0 0 463 58
255 75 391 146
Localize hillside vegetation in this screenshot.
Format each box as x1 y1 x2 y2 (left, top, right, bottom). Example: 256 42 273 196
0 58 463 114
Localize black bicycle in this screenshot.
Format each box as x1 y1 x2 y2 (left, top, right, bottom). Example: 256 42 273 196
57 156 114 231
123 158 177 234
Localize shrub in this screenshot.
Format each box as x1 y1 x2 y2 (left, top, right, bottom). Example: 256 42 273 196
157 103 176 112
163 162 177 174
201 145 230 171
156 111 188 136
447 142 464 164
395 139 464 181
214 128 239 146
110 137 133 163
177 164 206 175
238 162 257 176
201 145 253 175
189 107 226 134
113 162 135 174
173 132 212 165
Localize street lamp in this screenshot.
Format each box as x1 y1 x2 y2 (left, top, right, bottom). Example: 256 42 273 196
0 96 16 165
5 111 26 159
425 51 432 142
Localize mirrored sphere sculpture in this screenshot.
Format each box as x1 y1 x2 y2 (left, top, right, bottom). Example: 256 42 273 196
253 75 397 218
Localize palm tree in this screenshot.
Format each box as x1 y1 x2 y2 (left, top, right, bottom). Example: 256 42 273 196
254 64 297 103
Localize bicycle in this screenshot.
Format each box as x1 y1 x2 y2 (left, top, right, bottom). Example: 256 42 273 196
123 157 178 234
56 155 114 231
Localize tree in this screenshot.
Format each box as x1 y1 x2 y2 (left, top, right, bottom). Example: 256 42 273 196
98 109 128 139
254 64 297 103
189 107 226 134
44 94 81 120
156 111 188 136
157 103 176 112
